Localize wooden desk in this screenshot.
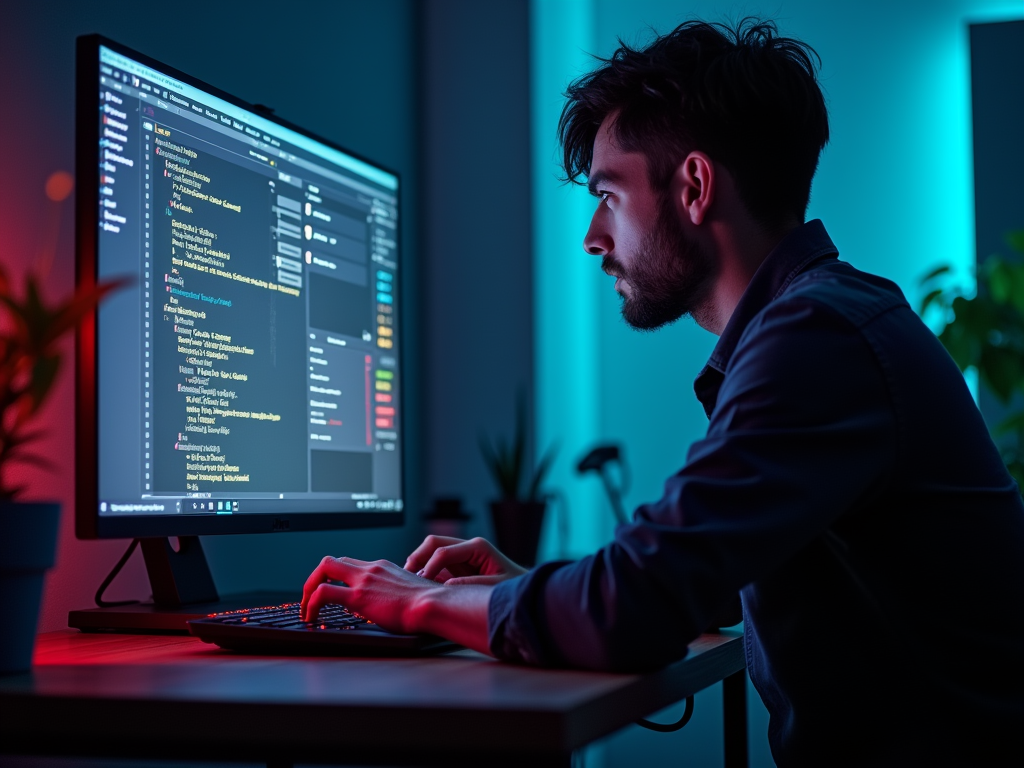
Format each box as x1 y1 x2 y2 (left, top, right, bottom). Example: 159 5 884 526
0 630 747 767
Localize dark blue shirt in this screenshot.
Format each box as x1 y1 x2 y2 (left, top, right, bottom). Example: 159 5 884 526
488 221 1024 767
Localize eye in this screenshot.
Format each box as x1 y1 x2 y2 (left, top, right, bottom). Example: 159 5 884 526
596 189 612 203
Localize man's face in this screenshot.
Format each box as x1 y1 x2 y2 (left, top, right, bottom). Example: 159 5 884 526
583 118 714 330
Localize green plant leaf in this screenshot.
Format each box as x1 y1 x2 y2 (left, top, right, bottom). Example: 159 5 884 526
988 260 1013 305
2 426 48 450
920 264 951 285
6 448 58 472
479 389 550 500
45 277 131 348
29 355 61 412
923 248 1024 497
979 345 1024 404
526 443 559 501
1006 261 1024 316
516 404 529 497
919 288 945 316
22 276 50 349
996 410 1024 437
1005 229 1024 255
497 437 518 497
480 434 515 498
0 483 27 501
479 434 500 481
938 316 977 371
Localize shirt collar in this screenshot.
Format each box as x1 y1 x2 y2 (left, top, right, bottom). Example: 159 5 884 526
694 219 839 414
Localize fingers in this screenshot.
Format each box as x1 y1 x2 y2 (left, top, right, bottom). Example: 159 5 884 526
420 539 487 581
403 535 466 572
301 556 364 617
433 568 455 583
444 574 513 586
301 583 349 623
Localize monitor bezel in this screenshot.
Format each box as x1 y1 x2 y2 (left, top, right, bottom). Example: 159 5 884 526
75 34 405 539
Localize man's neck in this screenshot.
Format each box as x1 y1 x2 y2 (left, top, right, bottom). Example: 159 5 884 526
694 219 801 335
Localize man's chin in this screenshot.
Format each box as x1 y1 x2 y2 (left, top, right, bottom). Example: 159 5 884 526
620 297 684 332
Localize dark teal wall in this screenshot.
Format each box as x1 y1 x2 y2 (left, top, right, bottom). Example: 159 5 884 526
419 0 535 536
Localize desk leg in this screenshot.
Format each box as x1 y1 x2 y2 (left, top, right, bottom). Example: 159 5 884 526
723 669 748 768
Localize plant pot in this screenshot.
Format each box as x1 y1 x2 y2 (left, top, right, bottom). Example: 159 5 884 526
423 497 472 540
489 500 546 568
0 502 60 675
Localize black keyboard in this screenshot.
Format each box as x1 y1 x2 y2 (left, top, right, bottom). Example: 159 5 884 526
187 602 457 656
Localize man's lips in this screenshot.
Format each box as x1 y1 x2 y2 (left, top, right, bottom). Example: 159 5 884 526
601 256 621 279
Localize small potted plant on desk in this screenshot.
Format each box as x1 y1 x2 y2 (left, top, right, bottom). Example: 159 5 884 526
480 396 556 568
0 172 123 674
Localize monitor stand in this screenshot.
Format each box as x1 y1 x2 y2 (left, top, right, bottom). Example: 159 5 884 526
68 536 295 634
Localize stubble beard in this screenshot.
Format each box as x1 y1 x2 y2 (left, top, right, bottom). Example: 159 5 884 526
604 198 715 331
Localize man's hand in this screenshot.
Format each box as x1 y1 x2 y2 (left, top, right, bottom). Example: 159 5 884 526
300 555 494 654
301 556 435 633
403 536 528 585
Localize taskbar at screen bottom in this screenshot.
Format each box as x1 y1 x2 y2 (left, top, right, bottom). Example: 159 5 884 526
85 506 404 539
98 497 404 517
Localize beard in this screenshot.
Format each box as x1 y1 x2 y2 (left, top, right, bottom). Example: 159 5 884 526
603 197 715 331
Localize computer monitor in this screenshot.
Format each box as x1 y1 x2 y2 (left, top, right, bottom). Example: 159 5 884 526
73 36 404 626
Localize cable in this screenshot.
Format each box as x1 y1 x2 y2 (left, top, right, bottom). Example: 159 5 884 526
636 696 694 732
94 538 141 607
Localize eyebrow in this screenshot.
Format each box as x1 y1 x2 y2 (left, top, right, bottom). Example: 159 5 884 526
587 170 618 197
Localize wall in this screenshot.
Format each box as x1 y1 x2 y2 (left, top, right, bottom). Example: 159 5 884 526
530 1 1024 766
419 0 535 536
1 0 423 631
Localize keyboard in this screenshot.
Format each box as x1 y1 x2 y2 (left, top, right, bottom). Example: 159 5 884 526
187 602 457 656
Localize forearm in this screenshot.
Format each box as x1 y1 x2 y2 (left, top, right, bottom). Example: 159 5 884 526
413 584 494 655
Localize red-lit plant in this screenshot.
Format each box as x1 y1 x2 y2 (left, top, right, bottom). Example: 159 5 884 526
0 172 124 499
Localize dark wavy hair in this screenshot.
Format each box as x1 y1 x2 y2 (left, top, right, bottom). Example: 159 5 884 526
559 18 829 230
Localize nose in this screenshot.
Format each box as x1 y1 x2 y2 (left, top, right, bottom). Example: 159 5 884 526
584 212 612 256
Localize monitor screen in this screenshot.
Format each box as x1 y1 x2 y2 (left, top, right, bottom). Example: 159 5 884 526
76 37 404 538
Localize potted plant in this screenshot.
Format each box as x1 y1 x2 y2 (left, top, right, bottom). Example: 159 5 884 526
920 230 1024 495
479 393 556 567
0 172 124 674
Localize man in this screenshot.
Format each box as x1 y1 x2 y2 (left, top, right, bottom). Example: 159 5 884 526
302 20 1024 766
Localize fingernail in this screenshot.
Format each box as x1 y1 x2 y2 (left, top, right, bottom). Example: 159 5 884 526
416 569 425 577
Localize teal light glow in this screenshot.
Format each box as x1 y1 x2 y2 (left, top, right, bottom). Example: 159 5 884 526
530 3 1021 764
531 0 1022 556
531 0 608 558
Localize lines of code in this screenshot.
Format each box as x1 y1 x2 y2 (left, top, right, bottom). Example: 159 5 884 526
150 126 307 494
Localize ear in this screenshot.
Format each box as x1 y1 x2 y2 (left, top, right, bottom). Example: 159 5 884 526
672 151 715 226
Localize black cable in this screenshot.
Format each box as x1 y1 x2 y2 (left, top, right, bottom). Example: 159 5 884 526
636 695 694 732
94 538 141 607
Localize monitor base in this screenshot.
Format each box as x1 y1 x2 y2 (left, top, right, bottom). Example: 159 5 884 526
68 591 298 634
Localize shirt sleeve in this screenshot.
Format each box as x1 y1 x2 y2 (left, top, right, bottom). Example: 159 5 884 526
488 297 898 671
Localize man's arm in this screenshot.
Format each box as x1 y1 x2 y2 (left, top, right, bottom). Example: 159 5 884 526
415 583 494 652
489 297 897 671
300 298 896 669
